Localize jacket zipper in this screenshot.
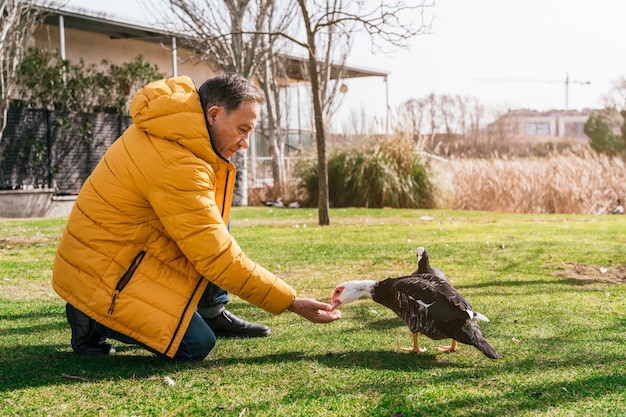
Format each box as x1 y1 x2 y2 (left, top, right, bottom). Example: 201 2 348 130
108 250 146 314
164 277 205 357
222 170 230 218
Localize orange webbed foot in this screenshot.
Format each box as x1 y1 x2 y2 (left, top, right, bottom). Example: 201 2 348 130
435 339 458 353
400 333 427 354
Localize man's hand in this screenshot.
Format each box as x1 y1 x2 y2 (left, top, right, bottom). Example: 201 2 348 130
288 297 342 323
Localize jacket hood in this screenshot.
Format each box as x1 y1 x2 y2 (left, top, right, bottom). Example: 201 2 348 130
129 76 219 164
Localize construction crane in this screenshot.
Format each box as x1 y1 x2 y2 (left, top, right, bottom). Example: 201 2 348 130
472 73 591 110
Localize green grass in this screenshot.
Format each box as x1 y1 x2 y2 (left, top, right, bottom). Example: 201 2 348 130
1 208 625 416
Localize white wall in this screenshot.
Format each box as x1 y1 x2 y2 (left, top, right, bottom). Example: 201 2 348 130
33 23 217 85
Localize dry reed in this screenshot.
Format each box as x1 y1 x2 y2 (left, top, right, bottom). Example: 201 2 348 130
434 151 626 214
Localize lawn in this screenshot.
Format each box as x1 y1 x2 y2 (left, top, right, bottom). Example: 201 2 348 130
1 207 625 416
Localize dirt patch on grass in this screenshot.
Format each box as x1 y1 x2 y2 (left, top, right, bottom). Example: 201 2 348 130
1 281 57 300
0 235 54 247
551 261 626 284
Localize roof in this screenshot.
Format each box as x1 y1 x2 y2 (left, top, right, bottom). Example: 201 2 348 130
282 54 388 81
40 4 388 81
499 109 595 118
42 6 174 42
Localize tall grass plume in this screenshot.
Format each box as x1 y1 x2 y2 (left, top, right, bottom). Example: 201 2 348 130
440 151 626 213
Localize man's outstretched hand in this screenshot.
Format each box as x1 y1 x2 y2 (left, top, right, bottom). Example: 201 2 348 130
288 297 342 323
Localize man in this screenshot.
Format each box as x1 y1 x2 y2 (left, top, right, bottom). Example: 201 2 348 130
52 73 341 361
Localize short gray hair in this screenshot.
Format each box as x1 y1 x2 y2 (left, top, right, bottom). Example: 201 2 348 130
198 73 265 114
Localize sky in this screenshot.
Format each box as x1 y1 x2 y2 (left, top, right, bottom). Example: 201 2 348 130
60 0 626 126
340 0 626 125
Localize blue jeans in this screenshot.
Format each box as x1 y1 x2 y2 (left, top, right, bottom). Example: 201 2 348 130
91 220 233 360
198 281 230 308
93 282 228 361
94 311 216 361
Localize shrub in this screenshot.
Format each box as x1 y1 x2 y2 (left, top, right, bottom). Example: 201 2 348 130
16 48 100 113
295 135 435 208
584 112 625 156
16 48 165 115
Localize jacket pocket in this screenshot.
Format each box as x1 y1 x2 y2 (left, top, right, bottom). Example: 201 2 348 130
108 250 146 314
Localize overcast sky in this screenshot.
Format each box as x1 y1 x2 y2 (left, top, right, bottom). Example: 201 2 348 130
61 0 626 127
343 0 626 124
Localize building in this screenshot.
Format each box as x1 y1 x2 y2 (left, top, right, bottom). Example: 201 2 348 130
35 7 212 88
1 2 388 216
490 109 594 141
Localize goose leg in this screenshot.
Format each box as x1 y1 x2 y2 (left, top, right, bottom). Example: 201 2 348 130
436 339 458 353
400 332 427 354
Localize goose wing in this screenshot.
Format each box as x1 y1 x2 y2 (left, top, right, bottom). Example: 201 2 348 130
372 276 469 336
395 275 472 321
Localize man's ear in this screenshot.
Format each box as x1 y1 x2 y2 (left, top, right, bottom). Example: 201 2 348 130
206 106 220 126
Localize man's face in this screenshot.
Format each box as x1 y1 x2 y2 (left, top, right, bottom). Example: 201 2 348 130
206 101 260 160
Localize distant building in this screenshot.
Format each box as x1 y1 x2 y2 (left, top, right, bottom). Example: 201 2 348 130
489 109 595 141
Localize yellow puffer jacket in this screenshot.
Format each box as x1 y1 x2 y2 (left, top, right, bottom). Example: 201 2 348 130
52 76 297 358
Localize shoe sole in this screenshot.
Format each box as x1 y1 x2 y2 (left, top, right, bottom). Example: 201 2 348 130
213 330 271 338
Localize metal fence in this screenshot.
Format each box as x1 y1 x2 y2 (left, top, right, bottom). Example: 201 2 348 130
1 106 314 195
250 129 312 187
0 106 131 194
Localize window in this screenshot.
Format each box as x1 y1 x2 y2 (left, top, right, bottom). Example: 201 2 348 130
564 121 585 137
524 122 550 135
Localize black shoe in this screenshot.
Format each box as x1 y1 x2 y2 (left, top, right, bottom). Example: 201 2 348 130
65 303 114 355
203 310 270 338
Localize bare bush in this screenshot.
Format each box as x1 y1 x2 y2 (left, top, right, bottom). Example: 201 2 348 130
437 151 626 214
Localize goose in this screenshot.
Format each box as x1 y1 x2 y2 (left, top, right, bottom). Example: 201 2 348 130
331 272 498 359
414 246 447 281
262 198 284 208
611 198 624 214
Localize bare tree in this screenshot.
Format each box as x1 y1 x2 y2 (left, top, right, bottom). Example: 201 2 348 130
603 76 626 110
292 0 432 225
255 44 292 197
439 94 456 141
343 106 371 137
0 0 52 137
165 0 298 205
598 76 626 134
163 0 432 224
398 98 425 145
456 95 469 143
399 93 499 156
467 97 486 147
422 93 440 153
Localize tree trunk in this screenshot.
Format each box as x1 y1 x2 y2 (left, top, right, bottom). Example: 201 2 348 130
263 90 287 197
231 150 248 206
298 0 329 225
269 132 286 196
311 71 330 226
